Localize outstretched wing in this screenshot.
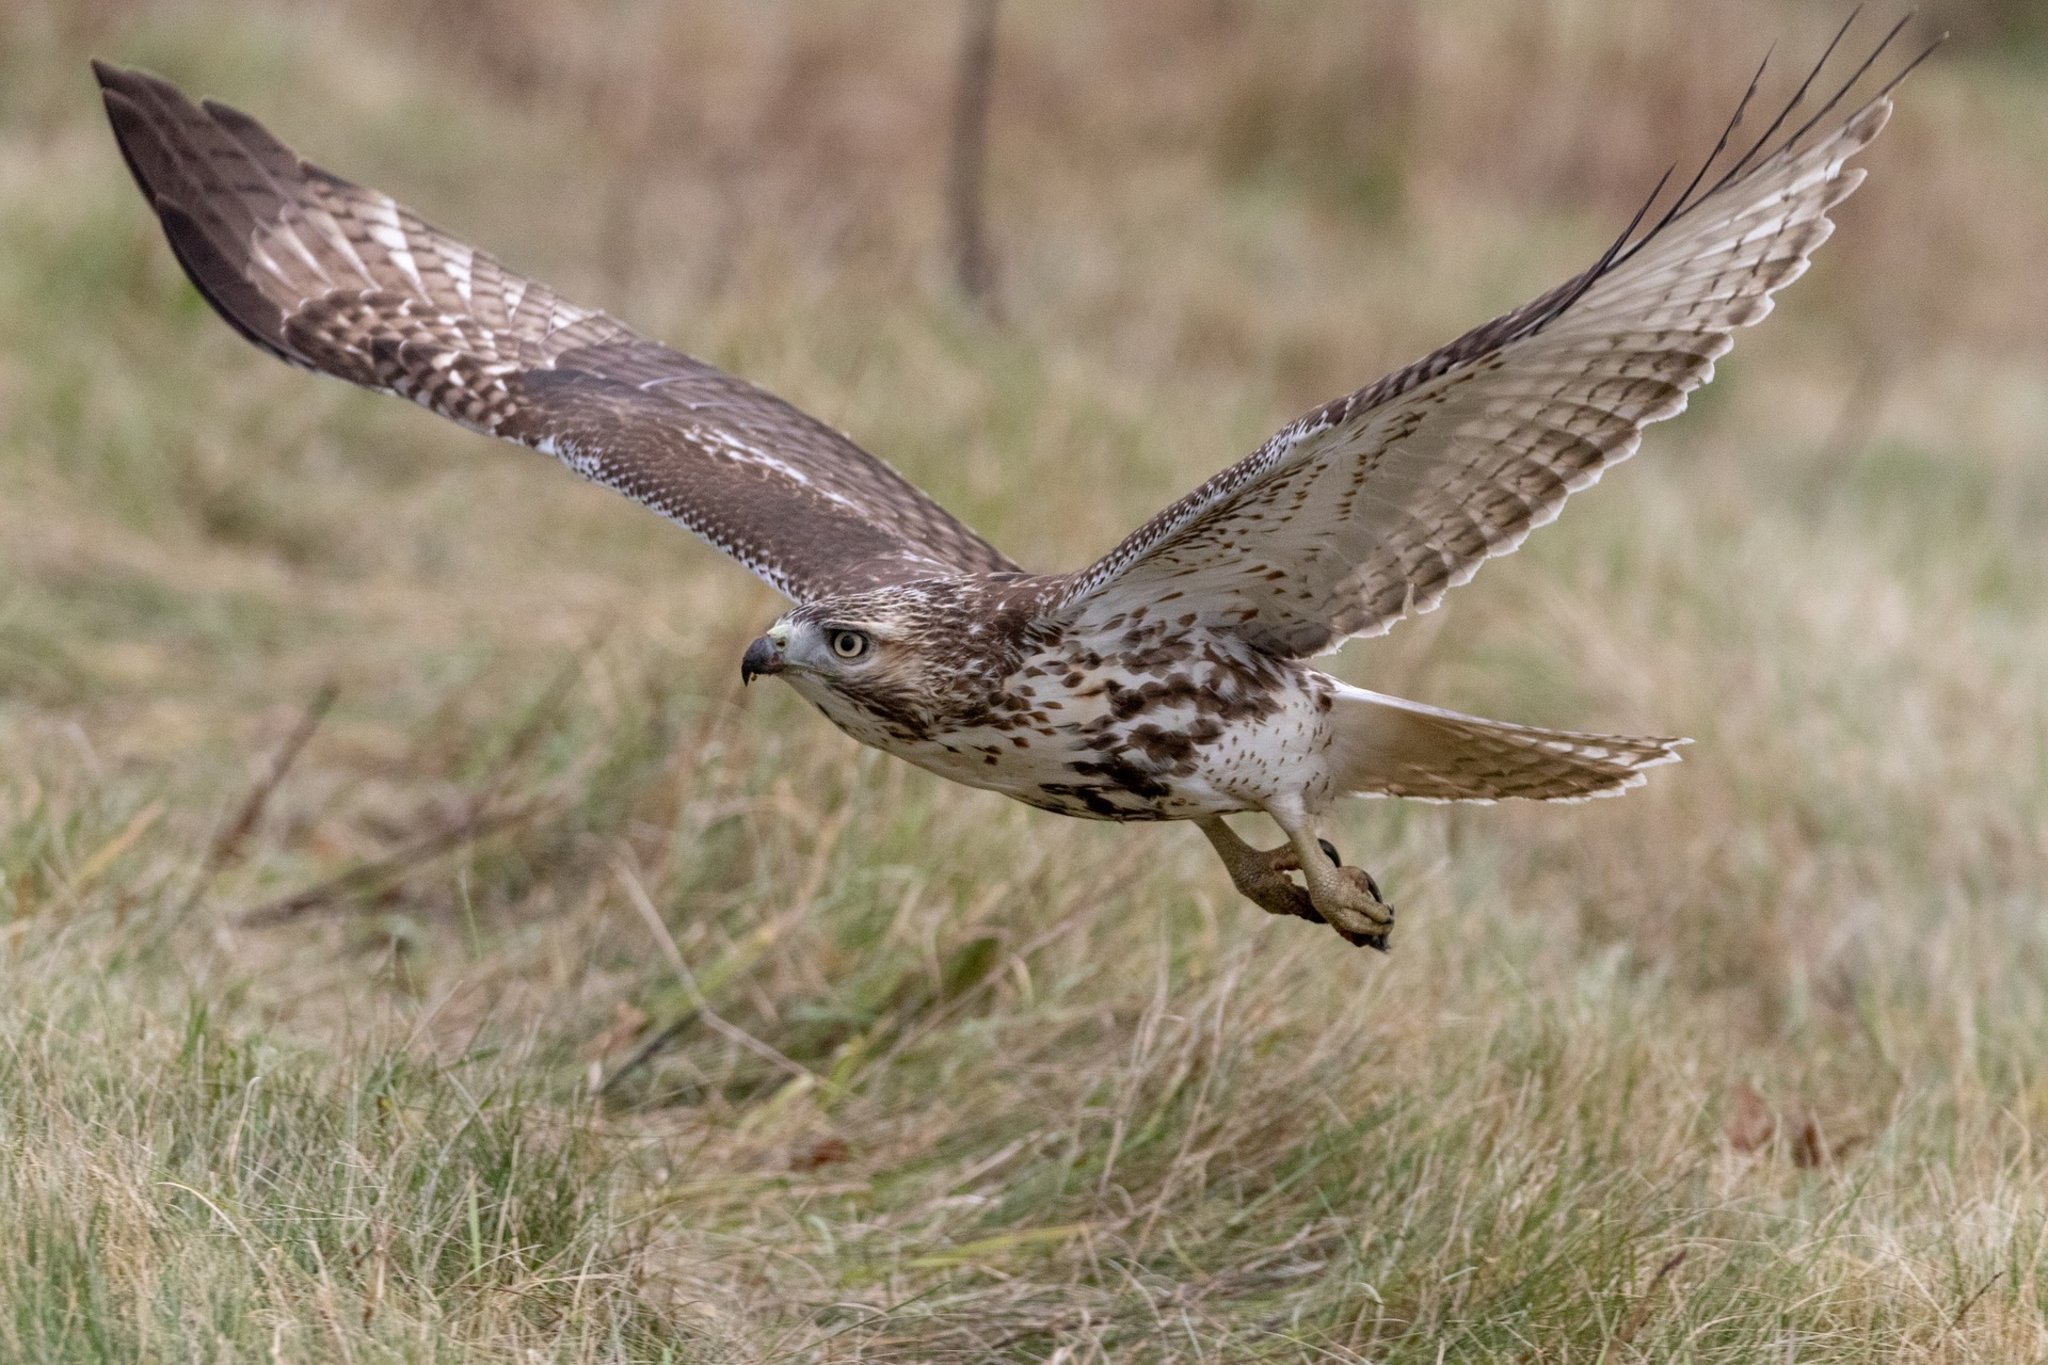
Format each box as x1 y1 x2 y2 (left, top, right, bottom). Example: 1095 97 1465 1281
1055 21 1926 659
95 61 1017 601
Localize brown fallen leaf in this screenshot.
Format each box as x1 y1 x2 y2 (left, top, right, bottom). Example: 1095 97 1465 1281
1725 1081 1776 1153
1791 1114 1830 1168
1725 1082 1861 1168
792 1136 851 1171
1791 1114 1866 1168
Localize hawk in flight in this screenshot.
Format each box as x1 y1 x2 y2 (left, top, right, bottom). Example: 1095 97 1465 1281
96 19 1926 950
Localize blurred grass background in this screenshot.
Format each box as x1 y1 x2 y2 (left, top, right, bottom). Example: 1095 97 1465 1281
1 0 2045 1359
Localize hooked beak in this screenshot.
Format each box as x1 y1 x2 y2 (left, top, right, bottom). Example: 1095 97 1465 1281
740 634 784 686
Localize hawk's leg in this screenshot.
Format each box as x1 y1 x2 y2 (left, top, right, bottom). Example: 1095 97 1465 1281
1195 818 1391 951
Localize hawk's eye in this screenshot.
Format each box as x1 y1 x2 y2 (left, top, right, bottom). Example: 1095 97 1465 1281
828 629 872 661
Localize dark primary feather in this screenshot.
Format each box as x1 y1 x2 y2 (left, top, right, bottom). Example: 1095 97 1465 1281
1057 20 1932 660
94 60 1017 602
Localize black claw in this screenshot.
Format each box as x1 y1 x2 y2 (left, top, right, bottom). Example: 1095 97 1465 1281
1317 837 1342 866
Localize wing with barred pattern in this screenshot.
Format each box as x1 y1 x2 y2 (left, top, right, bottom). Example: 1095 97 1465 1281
1057 20 1927 659
95 61 1017 602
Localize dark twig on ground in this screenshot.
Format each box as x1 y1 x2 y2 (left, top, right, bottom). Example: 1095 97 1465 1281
242 646 593 926
1601 1250 1689 1361
240 799 556 925
177 682 338 914
597 1008 702 1097
1950 1269 2004 1333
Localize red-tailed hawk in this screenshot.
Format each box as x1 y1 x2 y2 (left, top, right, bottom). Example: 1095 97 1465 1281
95 17 1928 950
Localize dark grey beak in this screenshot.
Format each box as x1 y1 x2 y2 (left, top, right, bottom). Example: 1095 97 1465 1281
740 635 783 686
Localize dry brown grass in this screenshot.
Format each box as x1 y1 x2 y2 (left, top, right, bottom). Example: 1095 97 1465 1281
2 0 2046 1359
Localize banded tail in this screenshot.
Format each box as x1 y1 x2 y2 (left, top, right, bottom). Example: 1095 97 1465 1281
1331 686 1685 803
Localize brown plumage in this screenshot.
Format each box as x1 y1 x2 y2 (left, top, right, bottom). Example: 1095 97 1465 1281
96 17 1929 950
94 59 1015 600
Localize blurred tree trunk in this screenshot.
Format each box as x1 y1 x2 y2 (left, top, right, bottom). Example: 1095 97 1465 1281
948 0 1002 315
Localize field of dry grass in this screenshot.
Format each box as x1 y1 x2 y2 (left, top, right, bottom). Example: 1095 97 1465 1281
3 0 2046 1359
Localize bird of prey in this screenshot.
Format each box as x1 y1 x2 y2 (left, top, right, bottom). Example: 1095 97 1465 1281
95 19 1925 951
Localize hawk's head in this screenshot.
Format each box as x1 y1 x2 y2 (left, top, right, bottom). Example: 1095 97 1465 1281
740 582 1012 742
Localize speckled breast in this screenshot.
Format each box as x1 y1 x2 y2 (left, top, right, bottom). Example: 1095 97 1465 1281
895 632 1342 822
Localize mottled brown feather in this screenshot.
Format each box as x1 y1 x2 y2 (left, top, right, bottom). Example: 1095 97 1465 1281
94 60 1017 601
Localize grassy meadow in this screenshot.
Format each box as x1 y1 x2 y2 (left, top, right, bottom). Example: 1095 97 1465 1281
3 0 2046 1358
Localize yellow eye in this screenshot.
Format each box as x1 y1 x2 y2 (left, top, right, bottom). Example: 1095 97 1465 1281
828 629 871 661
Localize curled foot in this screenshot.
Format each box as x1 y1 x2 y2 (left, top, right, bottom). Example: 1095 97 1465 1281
1213 829 1393 952
1301 848 1396 950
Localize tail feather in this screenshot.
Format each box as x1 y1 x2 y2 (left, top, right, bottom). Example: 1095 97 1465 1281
1330 686 1686 803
